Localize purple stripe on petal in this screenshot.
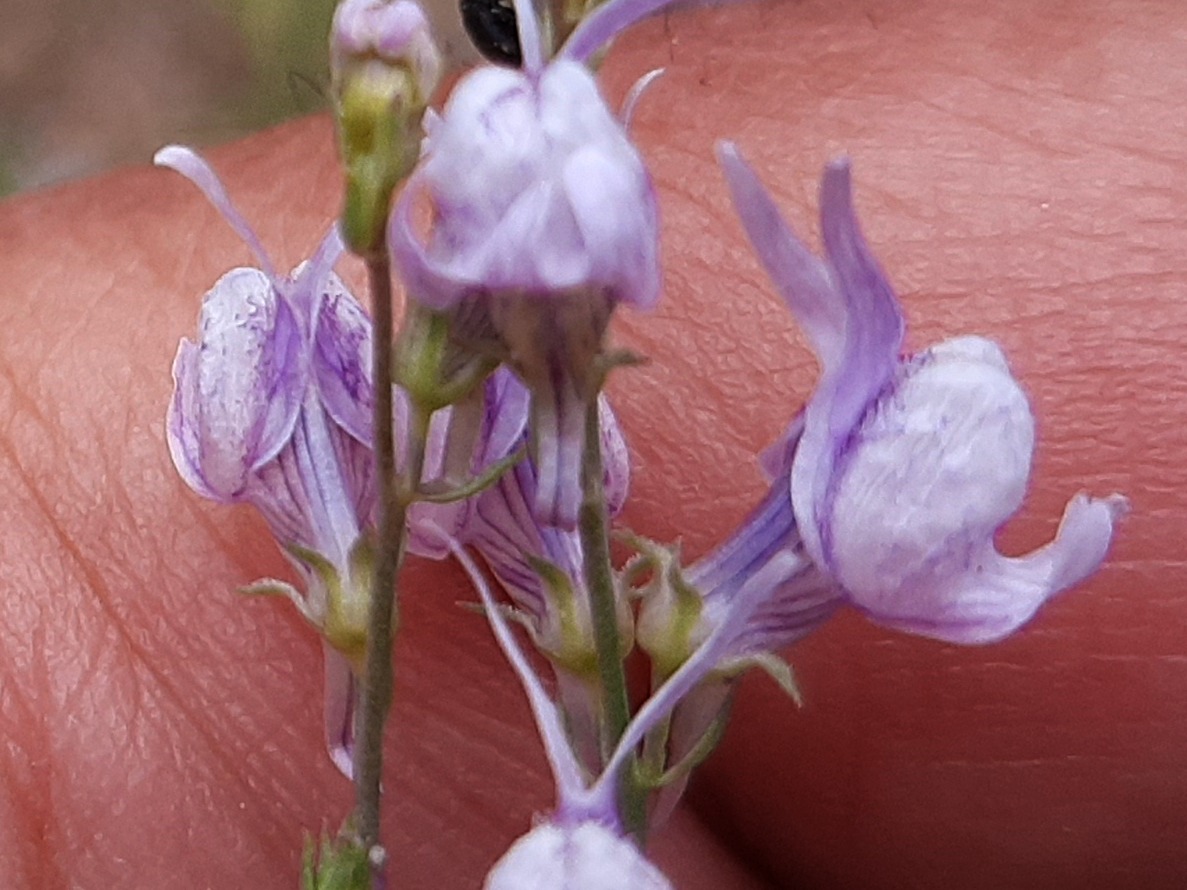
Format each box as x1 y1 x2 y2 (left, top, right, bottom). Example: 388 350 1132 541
250 279 307 472
598 395 630 518
480 369 531 465
817 160 905 439
530 371 585 530
313 281 375 448
180 268 305 500
688 479 798 599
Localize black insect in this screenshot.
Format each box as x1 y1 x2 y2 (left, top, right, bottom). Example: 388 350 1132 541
460 0 523 67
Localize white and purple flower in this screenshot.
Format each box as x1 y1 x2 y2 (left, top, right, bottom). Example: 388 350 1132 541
158 145 544 778
158 146 378 777
441 541 673 890
717 143 1126 646
389 0 672 529
456 395 631 769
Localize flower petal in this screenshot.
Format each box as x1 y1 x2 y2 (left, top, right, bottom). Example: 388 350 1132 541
174 268 305 500
485 822 672 890
561 0 686 65
788 160 905 569
509 0 543 72
445 535 587 803
389 172 473 310
817 159 905 437
312 275 374 447
166 338 215 498
530 369 585 530
289 225 347 321
562 143 660 310
824 336 1036 598
862 493 1127 645
481 368 532 466
717 143 844 367
598 395 630 517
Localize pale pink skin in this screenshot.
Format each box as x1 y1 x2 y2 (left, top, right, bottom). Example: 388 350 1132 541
0 2 1178 887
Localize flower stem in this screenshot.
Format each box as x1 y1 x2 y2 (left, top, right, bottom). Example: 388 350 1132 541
577 393 646 840
354 252 429 883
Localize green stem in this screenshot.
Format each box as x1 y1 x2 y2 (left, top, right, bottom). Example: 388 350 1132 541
353 253 430 882
577 394 647 840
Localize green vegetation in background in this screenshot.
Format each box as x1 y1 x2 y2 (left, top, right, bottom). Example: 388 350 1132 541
213 0 341 132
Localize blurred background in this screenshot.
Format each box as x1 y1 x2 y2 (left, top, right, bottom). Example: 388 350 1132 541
0 0 477 197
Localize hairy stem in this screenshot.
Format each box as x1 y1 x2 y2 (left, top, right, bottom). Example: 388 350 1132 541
354 253 429 883
577 394 646 840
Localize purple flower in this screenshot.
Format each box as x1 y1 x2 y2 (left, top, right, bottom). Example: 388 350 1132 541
389 0 670 529
456 395 630 768
157 145 376 777
438 542 672 890
404 366 532 559
718 143 1127 645
389 0 660 313
438 504 802 886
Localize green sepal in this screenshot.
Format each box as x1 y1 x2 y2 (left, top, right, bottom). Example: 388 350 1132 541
723 652 803 707
282 540 372 672
301 828 371 890
285 542 339 580
238 577 315 624
394 303 499 414
525 555 606 678
415 445 526 504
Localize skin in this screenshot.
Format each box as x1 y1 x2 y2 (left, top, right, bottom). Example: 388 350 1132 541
0 0 1183 886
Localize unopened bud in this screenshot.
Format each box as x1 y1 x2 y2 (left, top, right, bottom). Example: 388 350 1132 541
331 0 441 98
331 0 442 254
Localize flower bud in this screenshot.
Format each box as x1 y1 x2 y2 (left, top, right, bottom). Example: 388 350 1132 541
331 0 441 254
331 0 442 95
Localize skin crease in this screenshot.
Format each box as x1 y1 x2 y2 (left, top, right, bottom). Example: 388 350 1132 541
0 0 1183 885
